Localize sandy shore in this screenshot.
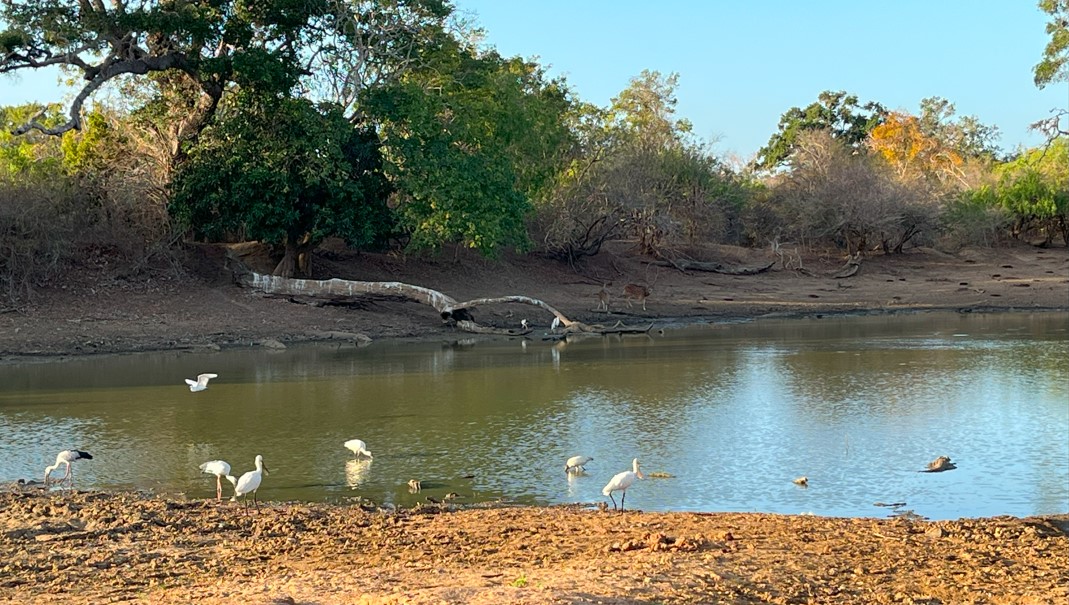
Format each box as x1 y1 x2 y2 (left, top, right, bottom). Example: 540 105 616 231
1 490 1067 604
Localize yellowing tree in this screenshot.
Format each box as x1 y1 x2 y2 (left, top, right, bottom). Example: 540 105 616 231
868 112 966 186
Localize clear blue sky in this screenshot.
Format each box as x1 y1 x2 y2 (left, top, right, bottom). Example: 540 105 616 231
453 0 1066 160
3 1 1064 161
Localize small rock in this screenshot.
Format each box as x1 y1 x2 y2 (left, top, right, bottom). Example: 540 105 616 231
925 526 945 538
260 338 287 350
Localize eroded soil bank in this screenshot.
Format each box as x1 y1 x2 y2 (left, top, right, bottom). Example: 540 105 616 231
1 242 1067 361
1 490 1067 604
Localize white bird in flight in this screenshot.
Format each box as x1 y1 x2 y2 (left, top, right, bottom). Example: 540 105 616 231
199 460 238 501
185 373 218 392
44 449 93 489
565 455 593 474
344 439 373 459
233 454 268 512
602 458 644 511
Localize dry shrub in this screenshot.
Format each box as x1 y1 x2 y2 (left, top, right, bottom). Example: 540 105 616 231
0 182 83 305
765 129 941 254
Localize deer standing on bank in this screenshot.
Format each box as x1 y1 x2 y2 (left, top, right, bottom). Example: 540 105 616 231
596 283 610 311
623 283 650 311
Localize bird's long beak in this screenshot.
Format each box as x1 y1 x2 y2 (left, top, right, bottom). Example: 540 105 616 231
263 465 269 476
637 470 645 480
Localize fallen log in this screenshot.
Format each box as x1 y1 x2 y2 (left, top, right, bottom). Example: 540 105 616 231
225 248 653 337
832 253 862 279
651 258 776 275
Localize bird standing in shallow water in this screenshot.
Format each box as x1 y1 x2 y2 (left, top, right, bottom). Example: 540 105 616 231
602 458 644 511
185 373 218 392
565 455 593 474
344 439 373 459
199 460 237 501
233 455 268 513
44 450 93 489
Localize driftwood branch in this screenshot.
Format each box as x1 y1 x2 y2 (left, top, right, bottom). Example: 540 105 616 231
832 253 862 279
225 248 652 336
651 258 776 275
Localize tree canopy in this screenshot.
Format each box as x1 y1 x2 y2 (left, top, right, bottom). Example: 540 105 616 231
752 91 886 171
1034 0 1069 88
364 41 575 254
170 93 391 276
0 0 452 137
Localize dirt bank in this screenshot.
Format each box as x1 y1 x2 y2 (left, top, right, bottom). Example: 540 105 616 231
1 490 1067 604
1 242 1066 360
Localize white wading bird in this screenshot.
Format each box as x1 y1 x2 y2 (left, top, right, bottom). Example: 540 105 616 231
565 455 593 474
344 439 373 459
233 455 268 512
185 373 218 392
602 458 644 511
199 460 238 501
44 449 93 489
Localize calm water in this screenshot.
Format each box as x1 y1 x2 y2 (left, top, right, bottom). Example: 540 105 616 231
1 312 1067 520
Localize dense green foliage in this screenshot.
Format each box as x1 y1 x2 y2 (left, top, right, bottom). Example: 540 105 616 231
171 93 392 275
365 42 574 254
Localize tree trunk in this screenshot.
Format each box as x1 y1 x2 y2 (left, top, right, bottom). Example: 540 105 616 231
273 233 315 278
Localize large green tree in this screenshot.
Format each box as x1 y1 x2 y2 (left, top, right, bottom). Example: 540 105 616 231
170 92 391 276
753 91 886 171
365 41 574 254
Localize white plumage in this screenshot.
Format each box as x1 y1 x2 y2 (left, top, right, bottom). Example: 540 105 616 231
44 449 93 489
199 460 237 501
602 458 644 511
551 316 561 330
184 373 218 392
344 439 373 459
565 455 593 474
233 455 268 512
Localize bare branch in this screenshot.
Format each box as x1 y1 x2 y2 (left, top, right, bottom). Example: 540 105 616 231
12 53 189 136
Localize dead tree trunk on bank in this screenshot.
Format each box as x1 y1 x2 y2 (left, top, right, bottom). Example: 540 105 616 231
225 249 653 337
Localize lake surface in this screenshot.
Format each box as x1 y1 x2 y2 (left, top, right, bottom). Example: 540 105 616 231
1 312 1067 520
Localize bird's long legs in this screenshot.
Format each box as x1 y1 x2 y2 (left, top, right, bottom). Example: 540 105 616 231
608 493 617 510
215 477 223 501
620 491 626 511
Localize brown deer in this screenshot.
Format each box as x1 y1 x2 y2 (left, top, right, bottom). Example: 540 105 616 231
596 283 611 311
623 283 650 311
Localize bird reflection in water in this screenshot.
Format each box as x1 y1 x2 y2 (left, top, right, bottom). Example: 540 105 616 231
345 458 373 488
